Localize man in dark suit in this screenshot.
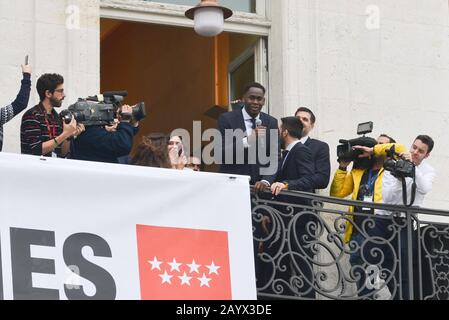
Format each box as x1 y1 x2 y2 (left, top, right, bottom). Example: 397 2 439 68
295 107 331 192
270 117 315 195
262 117 317 298
218 82 279 185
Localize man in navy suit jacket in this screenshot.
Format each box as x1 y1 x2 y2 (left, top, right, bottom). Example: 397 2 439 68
295 107 331 192
218 82 279 185
270 117 315 196
262 117 316 298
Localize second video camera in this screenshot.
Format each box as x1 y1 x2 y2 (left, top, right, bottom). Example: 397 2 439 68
337 122 377 162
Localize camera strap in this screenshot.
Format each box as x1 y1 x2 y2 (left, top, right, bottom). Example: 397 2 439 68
44 116 57 139
367 169 381 195
402 167 416 207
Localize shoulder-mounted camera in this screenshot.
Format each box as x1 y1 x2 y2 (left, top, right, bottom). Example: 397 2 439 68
337 122 376 169
60 91 146 127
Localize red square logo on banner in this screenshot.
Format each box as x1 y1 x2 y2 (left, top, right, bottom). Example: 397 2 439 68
136 225 232 300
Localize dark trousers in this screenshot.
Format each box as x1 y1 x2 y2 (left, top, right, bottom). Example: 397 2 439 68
349 216 416 300
254 194 317 299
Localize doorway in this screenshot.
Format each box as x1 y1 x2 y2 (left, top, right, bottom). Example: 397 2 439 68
100 19 264 170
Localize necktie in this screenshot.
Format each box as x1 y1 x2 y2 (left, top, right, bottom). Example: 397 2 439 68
281 150 290 168
249 118 257 130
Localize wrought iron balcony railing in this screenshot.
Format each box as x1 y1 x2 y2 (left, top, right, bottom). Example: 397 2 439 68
251 188 449 300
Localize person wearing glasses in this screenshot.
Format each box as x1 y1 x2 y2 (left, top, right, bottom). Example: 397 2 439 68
20 73 82 158
185 156 202 172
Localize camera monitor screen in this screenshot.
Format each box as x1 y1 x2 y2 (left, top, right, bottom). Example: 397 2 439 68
357 121 373 135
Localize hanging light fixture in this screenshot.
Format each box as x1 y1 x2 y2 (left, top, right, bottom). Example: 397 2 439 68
185 0 233 37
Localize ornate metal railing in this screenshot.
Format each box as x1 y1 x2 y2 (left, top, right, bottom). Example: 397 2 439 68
251 188 449 300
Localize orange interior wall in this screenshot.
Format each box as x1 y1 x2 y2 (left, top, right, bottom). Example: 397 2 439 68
216 33 230 107
101 21 230 159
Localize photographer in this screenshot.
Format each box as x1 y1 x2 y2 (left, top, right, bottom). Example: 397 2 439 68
21 74 81 158
352 135 435 299
330 134 401 298
71 104 139 164
356 135 435 209
1 64 32 152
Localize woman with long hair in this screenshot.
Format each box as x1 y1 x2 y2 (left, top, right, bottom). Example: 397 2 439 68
130 133 172 169
168 135 187 170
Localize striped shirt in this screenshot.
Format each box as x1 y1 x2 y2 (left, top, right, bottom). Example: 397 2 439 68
0 73 31 151
20 103 63 157
0 105 14 151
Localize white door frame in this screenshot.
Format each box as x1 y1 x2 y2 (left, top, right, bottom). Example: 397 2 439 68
100 0 271 111
228 37 269 113
100 0 270 36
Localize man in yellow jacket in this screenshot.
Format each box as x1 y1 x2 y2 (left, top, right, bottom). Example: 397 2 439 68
348 135 435 300
330 135 405 299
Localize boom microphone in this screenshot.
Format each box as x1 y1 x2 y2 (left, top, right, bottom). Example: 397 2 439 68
103 91 128 97
86 91 128 103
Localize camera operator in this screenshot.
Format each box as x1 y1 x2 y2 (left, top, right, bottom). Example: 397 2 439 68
21 74 81 158
356 135 435 209
330 134 401 298
352 135 435 299
1 63 32 152
71 104 139 164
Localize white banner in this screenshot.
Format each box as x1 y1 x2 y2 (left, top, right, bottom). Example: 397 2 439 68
0 153 256 300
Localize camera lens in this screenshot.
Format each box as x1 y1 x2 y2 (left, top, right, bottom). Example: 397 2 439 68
132 102 146 122
59 109 73 125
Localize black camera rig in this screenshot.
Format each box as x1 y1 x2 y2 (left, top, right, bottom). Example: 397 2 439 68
384 145 416 207
337 122 377 169
60 91 146 127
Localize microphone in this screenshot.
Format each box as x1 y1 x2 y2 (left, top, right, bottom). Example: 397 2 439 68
255 119 265 149
86 95 105 102
103 91 128 97
86 91 129 103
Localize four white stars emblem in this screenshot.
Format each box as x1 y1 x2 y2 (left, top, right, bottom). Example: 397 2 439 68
151 257 221 287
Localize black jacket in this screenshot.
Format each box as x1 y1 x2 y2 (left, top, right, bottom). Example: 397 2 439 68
71 123 138 163
218 109 279 184
276 142 315 192
304 138 331 191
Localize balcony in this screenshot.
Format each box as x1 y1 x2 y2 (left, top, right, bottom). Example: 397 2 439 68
251 188 449 300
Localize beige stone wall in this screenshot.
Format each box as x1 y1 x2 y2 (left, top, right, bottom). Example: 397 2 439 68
0 0 100 153
269 0 449 211
1 0 448 212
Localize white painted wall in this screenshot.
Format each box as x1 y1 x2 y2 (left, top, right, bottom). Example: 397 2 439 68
0 0 100 153
269 0 449 211
1 0 448 211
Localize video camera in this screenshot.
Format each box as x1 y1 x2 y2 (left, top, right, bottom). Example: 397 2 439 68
60 91 146 127
337 122 377 168
384 145 416 207
384 145 415 179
